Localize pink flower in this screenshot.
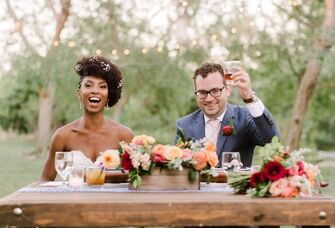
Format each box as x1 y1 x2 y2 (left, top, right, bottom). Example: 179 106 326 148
287 166 298 176
152 144 167 164
182 148 192 159
269 178 289 197
297 161 306 176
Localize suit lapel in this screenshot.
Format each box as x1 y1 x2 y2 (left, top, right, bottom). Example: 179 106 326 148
217 105 235 156
193 112 205 140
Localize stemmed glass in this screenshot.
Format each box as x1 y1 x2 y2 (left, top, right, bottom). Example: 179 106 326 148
221 152 242 172
55 152 74 186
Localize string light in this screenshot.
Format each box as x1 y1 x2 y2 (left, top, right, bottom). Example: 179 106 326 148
142 48 148 54
157 47 163 52
52 41 59 47
112 49 117 55
123 49 130 55
255 50 261 57
211 34 217 41
15 22 21 31
191 39 197 45
68 41 76 47
96 49 102 55
175 44 180 49
231 28 237 34
181 1 188 7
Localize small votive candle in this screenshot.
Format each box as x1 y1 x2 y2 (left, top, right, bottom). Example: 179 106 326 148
69 166 85 187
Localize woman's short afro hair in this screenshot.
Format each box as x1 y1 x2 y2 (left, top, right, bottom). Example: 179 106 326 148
74 55 123 108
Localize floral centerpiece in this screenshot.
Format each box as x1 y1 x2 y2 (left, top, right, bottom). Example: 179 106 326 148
228 137 328 197
119 134 219 188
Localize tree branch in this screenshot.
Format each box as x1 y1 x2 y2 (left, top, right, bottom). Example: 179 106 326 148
51 0 71 48
46 0 58 19
273 2 315 28
5 0 38 55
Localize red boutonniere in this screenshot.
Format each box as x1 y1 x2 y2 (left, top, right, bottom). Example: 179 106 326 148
222 119 236 136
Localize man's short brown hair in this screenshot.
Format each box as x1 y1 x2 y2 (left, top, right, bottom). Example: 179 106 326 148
193 63 224 81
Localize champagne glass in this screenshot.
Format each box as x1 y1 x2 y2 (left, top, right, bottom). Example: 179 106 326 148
55 152 74 186
221 152 242 172
223 61 242 85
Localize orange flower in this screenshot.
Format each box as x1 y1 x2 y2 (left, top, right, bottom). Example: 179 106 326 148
164 146 183 161
204 141 216 153
205 150 219 168
305 169 316 187
281 185 299 197
192 152 207 170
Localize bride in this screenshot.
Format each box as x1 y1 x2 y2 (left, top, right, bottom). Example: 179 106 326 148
41 55 133 181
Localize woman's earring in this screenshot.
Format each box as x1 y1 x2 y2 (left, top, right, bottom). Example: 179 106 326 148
105 100 109 110
79 100 82 109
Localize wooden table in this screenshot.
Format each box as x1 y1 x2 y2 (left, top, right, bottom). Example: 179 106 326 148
0 182 334 227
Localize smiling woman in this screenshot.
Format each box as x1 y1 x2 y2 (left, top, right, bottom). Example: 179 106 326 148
40 55 133 181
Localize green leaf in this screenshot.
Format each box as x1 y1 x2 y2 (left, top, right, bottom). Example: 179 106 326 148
188 168 196 182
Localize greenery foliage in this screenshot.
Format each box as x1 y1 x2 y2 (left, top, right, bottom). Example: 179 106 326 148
0 0 334 149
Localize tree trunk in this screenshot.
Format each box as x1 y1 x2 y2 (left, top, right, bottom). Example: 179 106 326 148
35 0 71 154
36 83 55 153
285 0 335 149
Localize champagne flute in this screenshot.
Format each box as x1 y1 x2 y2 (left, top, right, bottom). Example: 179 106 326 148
221 152 242 172
55 152 74 186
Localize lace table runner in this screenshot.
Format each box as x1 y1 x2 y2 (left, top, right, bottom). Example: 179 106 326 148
18 182 234 193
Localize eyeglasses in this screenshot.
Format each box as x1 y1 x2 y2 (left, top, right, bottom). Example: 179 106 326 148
194 86 225 99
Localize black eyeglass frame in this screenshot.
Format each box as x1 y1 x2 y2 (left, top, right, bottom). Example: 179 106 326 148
194 86 225 99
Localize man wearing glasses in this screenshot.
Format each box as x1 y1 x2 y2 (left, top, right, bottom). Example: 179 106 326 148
174 63 280 168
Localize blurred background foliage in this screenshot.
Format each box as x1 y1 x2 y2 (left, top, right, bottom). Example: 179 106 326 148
0 0 334 149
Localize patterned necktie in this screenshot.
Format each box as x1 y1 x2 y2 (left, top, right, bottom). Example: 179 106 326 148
208 119 220 145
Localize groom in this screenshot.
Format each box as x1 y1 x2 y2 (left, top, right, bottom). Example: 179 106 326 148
174 63 280 167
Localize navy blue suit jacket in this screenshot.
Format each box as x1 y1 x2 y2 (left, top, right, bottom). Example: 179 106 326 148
175 104 280 167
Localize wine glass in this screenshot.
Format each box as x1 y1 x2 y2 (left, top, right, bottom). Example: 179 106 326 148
55 152 74 186
221 152 242 172
223 61 242 85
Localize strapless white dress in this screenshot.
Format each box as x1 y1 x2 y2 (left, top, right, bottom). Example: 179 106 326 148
72 150 103 168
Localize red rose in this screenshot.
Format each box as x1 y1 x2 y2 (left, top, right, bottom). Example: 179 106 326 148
121 152 133 170
250 171 267 188
222 125 233 136
263 161 286 181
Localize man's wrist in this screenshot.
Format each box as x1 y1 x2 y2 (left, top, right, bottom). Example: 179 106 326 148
243 91 257 103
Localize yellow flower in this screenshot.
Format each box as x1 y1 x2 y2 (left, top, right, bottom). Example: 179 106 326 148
102 150 120 169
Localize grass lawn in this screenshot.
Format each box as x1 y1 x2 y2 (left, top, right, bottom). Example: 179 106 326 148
0 137 334 198
0 136 45 197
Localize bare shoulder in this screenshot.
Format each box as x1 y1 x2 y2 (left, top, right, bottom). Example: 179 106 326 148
106 118 133 143
51 119 81 144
